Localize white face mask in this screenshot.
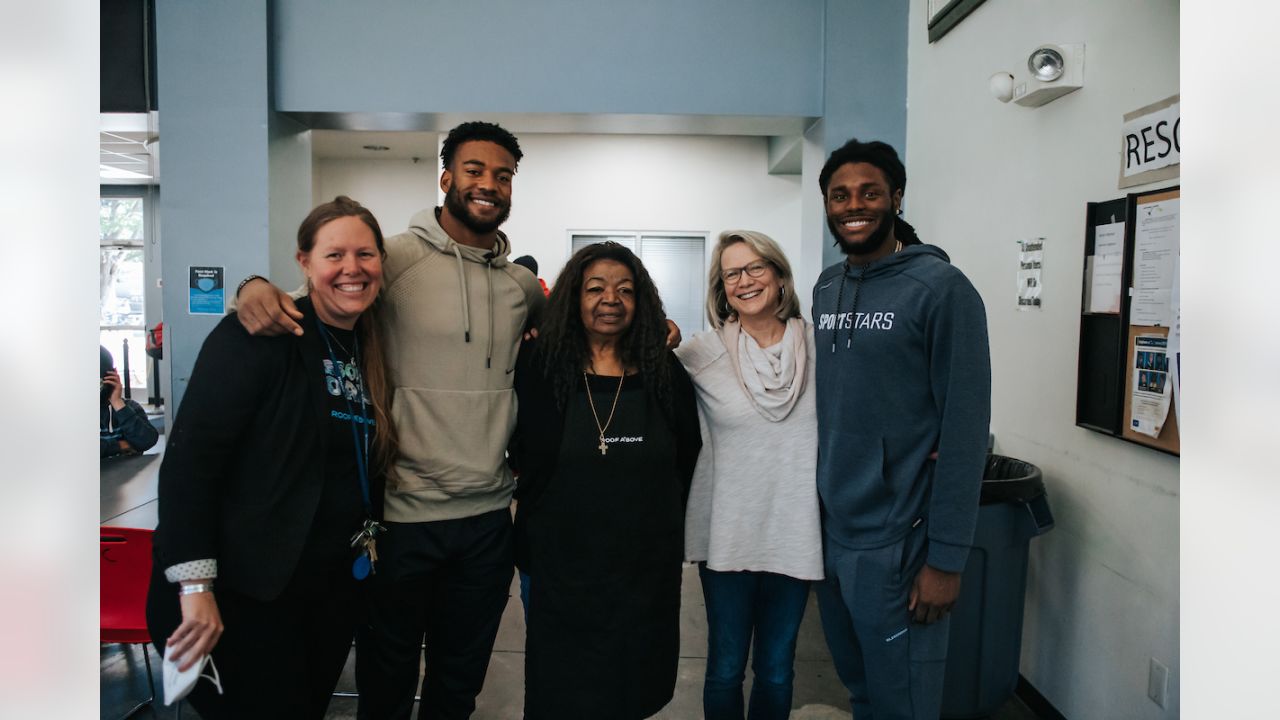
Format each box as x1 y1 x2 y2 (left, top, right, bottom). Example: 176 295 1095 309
162 644 223 706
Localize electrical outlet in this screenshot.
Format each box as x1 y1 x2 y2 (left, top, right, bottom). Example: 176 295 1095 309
1148 657 1169 708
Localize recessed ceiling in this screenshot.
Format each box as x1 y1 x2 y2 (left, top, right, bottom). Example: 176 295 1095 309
99 111 816 183
311 130 439 161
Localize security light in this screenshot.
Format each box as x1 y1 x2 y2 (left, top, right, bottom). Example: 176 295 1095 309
1027 46 1066 82
989 44 1085 108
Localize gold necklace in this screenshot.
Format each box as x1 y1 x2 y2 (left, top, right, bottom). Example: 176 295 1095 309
322 324 356 357
583 371 625 456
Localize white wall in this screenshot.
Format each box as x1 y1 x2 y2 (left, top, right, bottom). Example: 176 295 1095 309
314 156 439 243
905 1 1179 718
315 134 805 329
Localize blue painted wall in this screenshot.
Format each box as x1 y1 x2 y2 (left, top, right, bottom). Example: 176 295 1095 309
156 1 272 411
272 0 825 117
817 0 911 269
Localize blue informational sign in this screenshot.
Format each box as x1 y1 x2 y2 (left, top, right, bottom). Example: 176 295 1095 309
189 266 225 315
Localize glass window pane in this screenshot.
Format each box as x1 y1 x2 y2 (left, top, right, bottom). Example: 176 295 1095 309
100 247 145 327
99 194 148 399
638 236 705 337
99 329 148 396
100 197 145 243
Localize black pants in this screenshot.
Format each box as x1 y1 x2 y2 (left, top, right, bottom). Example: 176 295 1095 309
355 508 514 720
146 555 359 720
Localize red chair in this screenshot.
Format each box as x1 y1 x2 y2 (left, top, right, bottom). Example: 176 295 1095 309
101 526 156 718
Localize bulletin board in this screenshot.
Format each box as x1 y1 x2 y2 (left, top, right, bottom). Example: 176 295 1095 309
1075 186 1179 455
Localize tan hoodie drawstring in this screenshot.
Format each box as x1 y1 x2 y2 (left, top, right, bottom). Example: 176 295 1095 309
408 207 516 369
451 244 472 343
486 261 495 369
450 239 497 369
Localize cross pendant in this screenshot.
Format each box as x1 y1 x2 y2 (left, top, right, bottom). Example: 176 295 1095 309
598 438 608 455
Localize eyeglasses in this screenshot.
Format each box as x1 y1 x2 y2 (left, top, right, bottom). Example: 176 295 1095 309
721 261 771 285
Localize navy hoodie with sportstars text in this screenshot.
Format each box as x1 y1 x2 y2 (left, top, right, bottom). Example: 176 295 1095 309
811 243 990 574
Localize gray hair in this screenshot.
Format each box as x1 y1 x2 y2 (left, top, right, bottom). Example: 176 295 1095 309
705 229 801 329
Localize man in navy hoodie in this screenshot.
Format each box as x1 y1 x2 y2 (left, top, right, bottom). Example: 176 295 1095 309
811 138 991 719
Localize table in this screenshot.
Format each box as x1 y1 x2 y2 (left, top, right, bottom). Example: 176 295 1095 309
100 438 164 528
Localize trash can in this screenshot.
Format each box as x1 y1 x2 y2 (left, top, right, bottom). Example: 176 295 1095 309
941 455 1054 719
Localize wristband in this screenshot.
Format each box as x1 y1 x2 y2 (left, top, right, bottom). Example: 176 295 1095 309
179 582 213 596
236 274 267 297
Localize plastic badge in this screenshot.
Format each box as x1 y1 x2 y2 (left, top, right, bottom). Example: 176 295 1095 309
352 552 371 580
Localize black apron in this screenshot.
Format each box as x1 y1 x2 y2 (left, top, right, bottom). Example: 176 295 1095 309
524 373 684 720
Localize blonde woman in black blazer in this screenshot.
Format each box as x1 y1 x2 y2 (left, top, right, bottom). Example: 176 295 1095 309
145 197 398 719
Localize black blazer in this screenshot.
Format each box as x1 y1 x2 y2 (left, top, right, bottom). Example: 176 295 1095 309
153 298 384 602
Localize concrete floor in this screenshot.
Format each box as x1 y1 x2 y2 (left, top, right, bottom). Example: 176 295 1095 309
102 564 1043 719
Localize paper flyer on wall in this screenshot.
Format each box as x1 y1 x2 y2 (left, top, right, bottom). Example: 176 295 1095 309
1017 238 1043 310
1129 198 1178 326
1130 334 1171 438
1087 222 1124 314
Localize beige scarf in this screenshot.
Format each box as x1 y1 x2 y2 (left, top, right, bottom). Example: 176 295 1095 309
719 316 808 422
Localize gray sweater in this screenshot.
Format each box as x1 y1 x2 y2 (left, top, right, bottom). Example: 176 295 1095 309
676 320 823 580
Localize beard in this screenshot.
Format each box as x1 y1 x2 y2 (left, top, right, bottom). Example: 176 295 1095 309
444 184 511 235
828 207 896 256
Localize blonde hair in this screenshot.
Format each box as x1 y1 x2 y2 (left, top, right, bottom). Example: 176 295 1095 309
705 230 801 328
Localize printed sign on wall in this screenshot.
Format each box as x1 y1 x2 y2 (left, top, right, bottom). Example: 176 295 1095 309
1129 334 1172 438
1119 95 1180 188
1017 238 1044 310
188 266 225 315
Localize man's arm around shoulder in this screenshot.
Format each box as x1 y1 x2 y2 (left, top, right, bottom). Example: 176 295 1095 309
230 276 306 336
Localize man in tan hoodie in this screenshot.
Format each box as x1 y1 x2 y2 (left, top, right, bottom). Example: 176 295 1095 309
235 122 545 719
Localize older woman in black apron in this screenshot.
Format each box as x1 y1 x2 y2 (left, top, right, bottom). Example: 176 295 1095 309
510 242 701 719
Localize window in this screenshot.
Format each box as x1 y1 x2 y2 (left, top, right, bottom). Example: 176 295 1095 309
100 196 148 396
571 232 707 337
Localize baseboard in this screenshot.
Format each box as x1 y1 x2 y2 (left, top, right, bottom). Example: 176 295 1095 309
1016 674 1068 720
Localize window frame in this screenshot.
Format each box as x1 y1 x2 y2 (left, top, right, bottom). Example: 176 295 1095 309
567 229 709 336
99 186 156 397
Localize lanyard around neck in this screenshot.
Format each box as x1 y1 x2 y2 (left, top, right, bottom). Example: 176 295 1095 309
314 314 372 517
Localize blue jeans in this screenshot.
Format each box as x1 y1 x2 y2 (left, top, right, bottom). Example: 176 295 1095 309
699 564 811 720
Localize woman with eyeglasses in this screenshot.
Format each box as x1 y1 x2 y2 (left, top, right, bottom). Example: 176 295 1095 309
674 230 822 720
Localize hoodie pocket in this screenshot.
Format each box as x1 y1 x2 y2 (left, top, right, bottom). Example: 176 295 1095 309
894 518 929 583
390 386 516 497
821 431 894 533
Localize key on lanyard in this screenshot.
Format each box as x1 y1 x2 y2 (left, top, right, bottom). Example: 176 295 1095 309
350 519 386 580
